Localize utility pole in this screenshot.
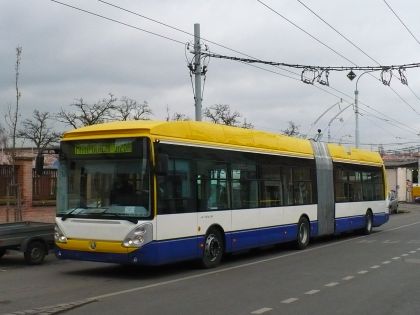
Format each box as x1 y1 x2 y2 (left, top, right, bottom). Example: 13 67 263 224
194 23 202 121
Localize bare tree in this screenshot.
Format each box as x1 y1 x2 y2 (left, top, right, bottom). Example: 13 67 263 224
282 121 301 137
164 105 190 121
0 124 7 152
4 46 23 167
114 97 153 121
171 112 190 121
17 110 60 151
56 93 117 128
241 119 254 129
203 104 253 128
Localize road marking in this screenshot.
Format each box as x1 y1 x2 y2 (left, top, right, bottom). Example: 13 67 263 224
3 299 96 315
370 265 380 269
417 248 420 251
392 256 401 260
281 298 298 304
383 240 399 244
251 307 273 314
0 269 6 272
401 254 409 257
358 270 368 274
325 282 339 287
409 251 417 254
305 290 320 295
357 240 376 243
407 240 420 244
342 276 354 281
382 261 391 264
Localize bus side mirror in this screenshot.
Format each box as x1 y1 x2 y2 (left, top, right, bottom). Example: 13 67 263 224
156 154 169 176
35 154 44 176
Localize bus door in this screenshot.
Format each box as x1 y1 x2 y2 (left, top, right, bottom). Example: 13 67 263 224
156 158 200 261
196 162 232 249
311 141 335 236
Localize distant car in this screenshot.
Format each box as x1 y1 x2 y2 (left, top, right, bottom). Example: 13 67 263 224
388 191 399 214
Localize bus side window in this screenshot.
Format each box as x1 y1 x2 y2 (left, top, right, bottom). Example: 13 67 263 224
197 160 228 211
157 159 195 214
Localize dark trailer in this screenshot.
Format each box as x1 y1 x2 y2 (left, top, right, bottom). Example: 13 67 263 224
0 221 54 264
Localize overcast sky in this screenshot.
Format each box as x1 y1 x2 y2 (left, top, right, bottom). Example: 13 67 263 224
1 0 420 151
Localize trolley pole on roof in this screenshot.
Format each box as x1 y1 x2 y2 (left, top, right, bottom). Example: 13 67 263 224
194 23 202 121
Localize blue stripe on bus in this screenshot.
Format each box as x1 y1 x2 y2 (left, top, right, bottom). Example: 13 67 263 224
55 248 130 264
55 214 387 265
335 212 389 233
373 212 389 227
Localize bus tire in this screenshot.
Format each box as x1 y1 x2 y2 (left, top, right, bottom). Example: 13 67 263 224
24 241 46 265
201 228 224 268
296 217 310 250
363 211 373 235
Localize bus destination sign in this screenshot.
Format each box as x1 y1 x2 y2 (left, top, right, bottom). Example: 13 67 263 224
74 141 133 155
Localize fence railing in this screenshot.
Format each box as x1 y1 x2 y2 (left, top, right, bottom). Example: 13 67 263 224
0 165 17 199
0 166 57 205
32 169 57 201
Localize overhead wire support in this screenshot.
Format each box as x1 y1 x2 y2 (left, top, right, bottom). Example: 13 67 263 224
202 52 420 72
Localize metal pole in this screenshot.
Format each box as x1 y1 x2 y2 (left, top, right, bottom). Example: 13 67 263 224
194 23 202 121
354 89 359 148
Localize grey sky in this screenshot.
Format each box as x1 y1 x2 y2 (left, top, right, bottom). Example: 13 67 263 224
1 0 420 150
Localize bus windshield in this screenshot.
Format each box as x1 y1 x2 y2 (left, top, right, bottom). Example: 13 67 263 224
57 138 152 220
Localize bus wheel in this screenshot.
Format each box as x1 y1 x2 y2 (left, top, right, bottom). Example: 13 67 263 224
363 211 373 235
296 217 310 250
201 228 224 268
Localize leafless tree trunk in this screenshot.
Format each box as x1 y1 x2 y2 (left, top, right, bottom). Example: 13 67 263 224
4 47 23 179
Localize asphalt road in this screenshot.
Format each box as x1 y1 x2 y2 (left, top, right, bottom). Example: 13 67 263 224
1 203 420 315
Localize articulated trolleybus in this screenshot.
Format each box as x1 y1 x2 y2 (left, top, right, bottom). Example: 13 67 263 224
55 121 389 268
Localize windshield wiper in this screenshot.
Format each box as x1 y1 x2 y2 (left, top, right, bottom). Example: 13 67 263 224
61 207 86 221
99 210 138 224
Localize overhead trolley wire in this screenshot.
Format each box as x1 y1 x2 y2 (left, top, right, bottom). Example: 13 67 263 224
256 0 420 123
51 0 419 138
50 0 186 45
295 0 420 114
383 0 420 46
295 0 382 66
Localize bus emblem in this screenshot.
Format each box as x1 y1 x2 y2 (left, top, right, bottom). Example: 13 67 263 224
89 241 96 250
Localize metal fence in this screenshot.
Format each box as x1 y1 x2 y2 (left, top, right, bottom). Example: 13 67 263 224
0 165 16 198
32 169 57 201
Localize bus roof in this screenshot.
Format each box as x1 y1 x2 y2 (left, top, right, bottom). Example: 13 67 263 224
62 120 383 166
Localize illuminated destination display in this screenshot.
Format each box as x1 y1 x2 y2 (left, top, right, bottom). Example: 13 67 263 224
74 142 133 155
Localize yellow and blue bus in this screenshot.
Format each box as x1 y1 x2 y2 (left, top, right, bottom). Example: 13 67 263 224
55 120 389 267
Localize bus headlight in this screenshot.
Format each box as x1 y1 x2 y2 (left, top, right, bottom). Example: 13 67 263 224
54 224 68 243
122 223 153 248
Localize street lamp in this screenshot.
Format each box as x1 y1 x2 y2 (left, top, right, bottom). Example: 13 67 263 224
352 70 375 148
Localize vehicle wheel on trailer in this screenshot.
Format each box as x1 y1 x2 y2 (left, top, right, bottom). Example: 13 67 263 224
24 241 46 265
363 211 373 235
296 217 310 250
201 228 224 268
0 248 6 259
